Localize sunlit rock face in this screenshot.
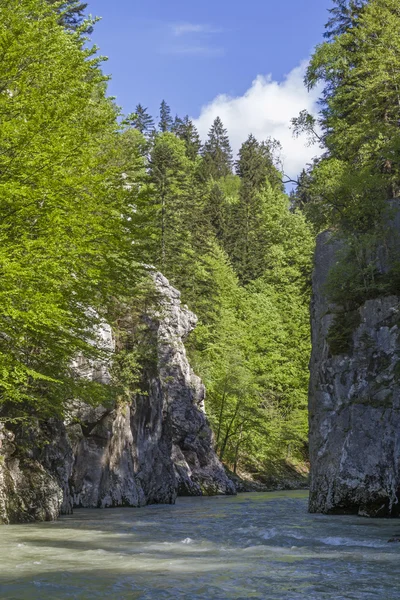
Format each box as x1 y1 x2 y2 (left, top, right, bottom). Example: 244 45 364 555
309 221 400 517
151 272 236 498
0 272 233 524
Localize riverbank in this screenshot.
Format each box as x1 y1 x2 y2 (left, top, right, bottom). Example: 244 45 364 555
228 460 309 493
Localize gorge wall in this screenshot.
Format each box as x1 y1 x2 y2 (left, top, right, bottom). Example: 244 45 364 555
0 273 234 524
309 211 400 517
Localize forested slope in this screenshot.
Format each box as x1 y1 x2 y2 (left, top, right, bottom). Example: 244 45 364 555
0 0 315 484
121 105 314 480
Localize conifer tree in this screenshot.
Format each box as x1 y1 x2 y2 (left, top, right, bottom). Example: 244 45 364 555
290 169 313 211
146 133 194 278
128 104 155 137
207 184 228 242
201 117 233 179
227 135 283 283
47 0 91 32
172 115 182 131
159 100 173 133
324 0 367 38
174 115 202 161
235 135 283 191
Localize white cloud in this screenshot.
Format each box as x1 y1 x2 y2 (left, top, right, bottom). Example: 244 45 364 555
172 23 222 37
193 61 323 179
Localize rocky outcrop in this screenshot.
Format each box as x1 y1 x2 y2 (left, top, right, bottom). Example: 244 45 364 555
0 273 234 524
309 227 400 517
0 423 64 524
152 273 235 497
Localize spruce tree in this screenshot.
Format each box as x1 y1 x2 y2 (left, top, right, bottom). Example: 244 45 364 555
46 0 91 32
235 135 283 191
128 104 155 137
146 133 194 278
159 100 173 133
171 115 184 136
290 169 313 211
324 0 367 39
201 117 233 179
227 135 283 283
207 184 228 243
174 115 202 161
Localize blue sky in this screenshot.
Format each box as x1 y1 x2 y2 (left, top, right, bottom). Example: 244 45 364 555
89 0 332 176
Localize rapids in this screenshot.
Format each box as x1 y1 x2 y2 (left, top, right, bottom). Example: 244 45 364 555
0 491 399 599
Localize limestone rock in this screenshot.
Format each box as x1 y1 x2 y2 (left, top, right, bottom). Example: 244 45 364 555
0 423 66 524
151 272 236 497
309 228 400 517
0 271 234 524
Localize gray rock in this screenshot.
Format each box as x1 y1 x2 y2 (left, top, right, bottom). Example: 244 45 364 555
0 424 65 524
309 224 400 517
0 272 234 524
151 272 235 497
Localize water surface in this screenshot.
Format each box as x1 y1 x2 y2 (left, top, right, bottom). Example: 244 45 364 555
0 491 399 599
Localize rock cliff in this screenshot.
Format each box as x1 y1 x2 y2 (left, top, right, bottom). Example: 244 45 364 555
0 273 234 524
309 226 400 517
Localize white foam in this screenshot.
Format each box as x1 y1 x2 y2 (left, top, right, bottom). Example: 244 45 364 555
319 536 385 548
260 528 278 540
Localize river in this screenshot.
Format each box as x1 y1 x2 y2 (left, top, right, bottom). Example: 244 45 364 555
0 490 399 599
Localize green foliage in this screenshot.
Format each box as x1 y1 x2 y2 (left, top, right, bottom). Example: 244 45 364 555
159 100 173 133
304 0 400 232
235 135 283 191
0 0 143 418
201 117 233 180
1 1 315 480
146 133 196 275
110 287 160 401
225 136 287 283
324 0 366 39
127 104 155 138
186 203 314 474
297 0 400 351
46 0 92 32
173 115 202 161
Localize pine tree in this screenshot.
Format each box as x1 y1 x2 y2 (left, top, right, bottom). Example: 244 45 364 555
324 0 367 39
128 104 155 137
226 135 283 283
174 115 202 161
201 117 233 179
46 0 91 32
290 168 313 211
146 133 194 276
159 100 173 133
235 135 283 191
207 184 228 242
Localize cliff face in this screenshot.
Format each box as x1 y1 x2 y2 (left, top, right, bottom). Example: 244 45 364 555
0 273 234 524
309 230 400 517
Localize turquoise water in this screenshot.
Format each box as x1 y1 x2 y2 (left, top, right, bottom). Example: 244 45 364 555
0 491 399 599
